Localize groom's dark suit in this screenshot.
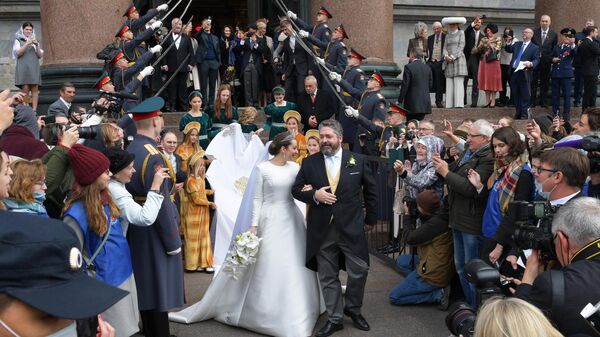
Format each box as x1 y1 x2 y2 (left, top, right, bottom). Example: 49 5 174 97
292 149 377 325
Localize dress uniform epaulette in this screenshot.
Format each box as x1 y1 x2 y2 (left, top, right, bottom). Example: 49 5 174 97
357 68 364 73
377 93 385 100
144 144 160 155
323 24 328 28
340 42 346 48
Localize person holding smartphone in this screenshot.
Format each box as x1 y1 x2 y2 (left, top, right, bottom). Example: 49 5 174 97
12 22 43 113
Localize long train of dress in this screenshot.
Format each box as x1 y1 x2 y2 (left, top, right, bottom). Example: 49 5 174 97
169 161 324 337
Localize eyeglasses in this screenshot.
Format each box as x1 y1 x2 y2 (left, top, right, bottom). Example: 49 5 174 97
34 181 47 186
467 133 484 138
534 166 558 174
418 128 433 132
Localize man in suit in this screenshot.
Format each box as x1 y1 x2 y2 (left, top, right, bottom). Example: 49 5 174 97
296 75 336 130
578 26 600 111
126 97 183 337
292 119 377 337
161 130 187 186
573 19 596 107
531 15 558 107
195 18 221 108
427 21 446 108
278 20 310 103
161 18 195 112
47 82 76 117
506 28 540 119
463 16 484 107
397 49 433 121
235 27 269 107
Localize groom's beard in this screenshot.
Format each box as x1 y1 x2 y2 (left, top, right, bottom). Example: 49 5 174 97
321 142 339 156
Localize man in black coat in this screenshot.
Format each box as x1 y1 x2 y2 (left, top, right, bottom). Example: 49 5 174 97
292 119 377 336
278 21 311 102
161 18 195 112
427 21 446 108
516 197 600 337
463 16 484 107
296 75 336 131
398 50 432 121
234 29 269 107
531 15 558 107
578 25 600 111
195 18 221 108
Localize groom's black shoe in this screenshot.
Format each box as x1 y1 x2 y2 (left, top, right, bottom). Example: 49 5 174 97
344 309 370 331
316 321 344 337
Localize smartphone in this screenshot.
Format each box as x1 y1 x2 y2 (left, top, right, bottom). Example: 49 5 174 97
527 108 533 121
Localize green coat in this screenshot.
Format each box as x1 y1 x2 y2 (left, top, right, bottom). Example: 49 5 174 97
42 146 74 219
206 104 238 139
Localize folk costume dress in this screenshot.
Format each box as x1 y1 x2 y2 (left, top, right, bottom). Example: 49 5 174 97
179 112 212 149
182 173 214 271
206 104 239 139
263 101 297 140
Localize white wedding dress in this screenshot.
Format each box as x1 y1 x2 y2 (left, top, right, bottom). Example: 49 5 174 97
169 161 324 337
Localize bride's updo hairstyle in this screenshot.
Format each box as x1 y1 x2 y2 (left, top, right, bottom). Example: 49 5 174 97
268 132 295 156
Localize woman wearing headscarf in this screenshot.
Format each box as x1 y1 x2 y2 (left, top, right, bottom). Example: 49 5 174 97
466 127 533 266
441 17 468 108
393 135 445 201
12 22 43 112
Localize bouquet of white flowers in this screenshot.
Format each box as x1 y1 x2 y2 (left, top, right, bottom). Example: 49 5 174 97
222 231 262 279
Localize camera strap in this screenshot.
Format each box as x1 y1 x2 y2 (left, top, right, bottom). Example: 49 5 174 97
570 237 600 264
550 269 565 317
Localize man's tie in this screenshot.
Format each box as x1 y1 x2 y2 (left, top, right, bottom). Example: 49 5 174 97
513 44 526 68
311 94 315 104
326 156 337 177
542 31 547 44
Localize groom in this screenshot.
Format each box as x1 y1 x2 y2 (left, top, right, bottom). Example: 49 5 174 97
292 119 377 336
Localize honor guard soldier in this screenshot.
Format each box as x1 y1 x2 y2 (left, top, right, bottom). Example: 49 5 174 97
116 19 162 64
329 70 388 154
337 48 366 149
286 6 332 57
109 45 161 99
123 2 168 40
300 24 348 75
125 96 183 337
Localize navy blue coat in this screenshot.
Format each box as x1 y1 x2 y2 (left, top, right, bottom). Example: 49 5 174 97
112 50 153 95
120 27 154 62
338 66 366 142
195 30 221 64
307 36 347 74
126 135 184 311
551 44 576 78
294 18 331 57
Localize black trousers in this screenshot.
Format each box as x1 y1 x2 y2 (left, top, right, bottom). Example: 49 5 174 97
140 310 170 337
499 64 512 104
200 60 219 107
284 68 306 103
166 71 189 111
427 61 445 104
531 59 551 106
583 75 598 112
464 56 479 106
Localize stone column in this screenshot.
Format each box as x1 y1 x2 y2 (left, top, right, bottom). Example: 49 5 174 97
308 0 399 97
535 0 600 31
39 0 130 110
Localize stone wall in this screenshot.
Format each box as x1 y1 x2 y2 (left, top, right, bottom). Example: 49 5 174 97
0 0 40 91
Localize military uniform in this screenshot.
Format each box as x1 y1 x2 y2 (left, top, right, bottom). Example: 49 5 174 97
125 97 183 337
117 22 155 63
551 28 578 121
308 37 348 74
124 5 159 57
293 11 332 57
338 71 388 154
111 50 153 97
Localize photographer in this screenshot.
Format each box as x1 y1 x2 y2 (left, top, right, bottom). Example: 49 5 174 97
515 197 600 336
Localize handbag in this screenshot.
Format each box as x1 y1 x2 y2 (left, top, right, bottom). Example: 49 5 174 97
485 50 499 63
83 222 111 277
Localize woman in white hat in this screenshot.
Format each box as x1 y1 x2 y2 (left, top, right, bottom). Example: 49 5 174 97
441 17 468 108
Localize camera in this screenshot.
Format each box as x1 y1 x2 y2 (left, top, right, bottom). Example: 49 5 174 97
445 259 503 337
509 201 557 262
41 123 66 146
78 125 98 140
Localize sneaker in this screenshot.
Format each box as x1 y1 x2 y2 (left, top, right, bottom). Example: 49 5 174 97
438 285 451 311
196 267 205 272
205 267 215 274
341 285 347 295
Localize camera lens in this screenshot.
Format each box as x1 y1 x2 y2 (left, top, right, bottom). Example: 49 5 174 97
445 302 476 337
78 126 98 140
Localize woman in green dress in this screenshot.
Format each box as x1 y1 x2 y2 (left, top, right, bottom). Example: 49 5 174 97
206 84 238 139
263 86 297 140
179 91 212 149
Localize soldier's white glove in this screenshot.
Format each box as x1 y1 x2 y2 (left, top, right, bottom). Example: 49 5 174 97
329 72 342 82
157 4 168 11
286 10 297 20
298 30 309 38
278 33 287 42
149 45 162 54
167 247 181 255
151 20 163 30
315 57 325 65
139 66 155 78
345 106 359 119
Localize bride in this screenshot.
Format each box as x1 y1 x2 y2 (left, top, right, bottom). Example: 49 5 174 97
169 132 324 337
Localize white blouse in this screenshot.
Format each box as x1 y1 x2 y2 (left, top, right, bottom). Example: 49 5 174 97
12 39 44 60
108 179 164 234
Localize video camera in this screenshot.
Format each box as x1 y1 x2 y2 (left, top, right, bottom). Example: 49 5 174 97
554 135 600 174
445 259 503 337
509 201 557 262
93 91 125 120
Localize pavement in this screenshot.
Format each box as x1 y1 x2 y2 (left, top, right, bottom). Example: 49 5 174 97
169 255 450 337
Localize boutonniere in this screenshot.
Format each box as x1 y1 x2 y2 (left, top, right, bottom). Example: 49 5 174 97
562 50 570 57
346 154 357 168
